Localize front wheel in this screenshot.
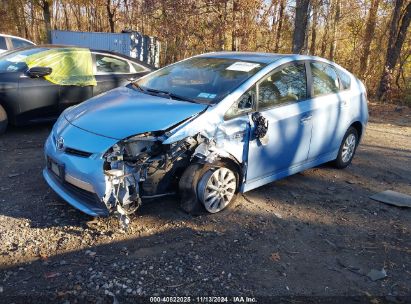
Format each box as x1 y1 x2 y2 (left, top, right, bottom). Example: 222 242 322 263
179 164 238 214
197 167 237 213
334 127 358 169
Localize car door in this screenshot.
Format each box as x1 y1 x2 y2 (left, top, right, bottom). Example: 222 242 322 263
306 61 349 160
18 73 61 122
245 61 312 186
58 49 94 111
92 53 149 96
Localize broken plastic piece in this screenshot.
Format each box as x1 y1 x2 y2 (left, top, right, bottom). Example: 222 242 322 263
367 268 387 281
370 190 411 208
117 207 131 231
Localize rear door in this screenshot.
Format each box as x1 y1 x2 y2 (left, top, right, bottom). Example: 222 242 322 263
306 61 349 160
92 52 149 96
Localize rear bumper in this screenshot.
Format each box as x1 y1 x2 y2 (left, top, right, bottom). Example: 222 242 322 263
43 168 109 217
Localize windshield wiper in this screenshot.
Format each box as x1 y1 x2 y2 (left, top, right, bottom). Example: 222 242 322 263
130 82 146 92
145 88 197 103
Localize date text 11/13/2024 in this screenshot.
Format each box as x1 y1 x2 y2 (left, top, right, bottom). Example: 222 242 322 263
149 296 257 303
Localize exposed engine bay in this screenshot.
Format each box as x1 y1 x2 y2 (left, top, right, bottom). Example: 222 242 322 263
102 132 218 220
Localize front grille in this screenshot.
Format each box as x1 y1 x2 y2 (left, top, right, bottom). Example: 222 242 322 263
64 147 92 158
48 168 108 214
62 179 101 205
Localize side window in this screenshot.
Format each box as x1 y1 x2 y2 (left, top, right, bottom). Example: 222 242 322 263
11 38 32 49
225 86 256 119
95 54 130 74
0 37 7 49
311 62 340 96
258 62 307 110
131 62 146 73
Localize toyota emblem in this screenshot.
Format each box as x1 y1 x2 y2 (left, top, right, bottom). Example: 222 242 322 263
56 136 64 151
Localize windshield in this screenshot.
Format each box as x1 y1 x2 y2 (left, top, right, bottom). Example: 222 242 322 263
0 48 49 73
136 57 266 104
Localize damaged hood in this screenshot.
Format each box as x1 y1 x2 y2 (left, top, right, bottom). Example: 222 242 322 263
64 86 207 139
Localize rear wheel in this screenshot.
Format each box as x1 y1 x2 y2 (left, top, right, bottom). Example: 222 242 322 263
334 127 358 169
0 105 8 135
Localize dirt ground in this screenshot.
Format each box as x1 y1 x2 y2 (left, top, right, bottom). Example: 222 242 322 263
0 103 410 303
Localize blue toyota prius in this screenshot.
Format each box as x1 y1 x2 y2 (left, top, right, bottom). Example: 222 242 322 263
43 52 368 217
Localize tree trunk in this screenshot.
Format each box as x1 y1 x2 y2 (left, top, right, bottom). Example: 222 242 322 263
377 1 411 100
231 0 238 51
328 0 340 61
37 0 52 43
63 2 70 30
309 1 318 55
292 0 310 54
274 0 285 53
106 0 116 33
10 2 23 36
359 0 380 78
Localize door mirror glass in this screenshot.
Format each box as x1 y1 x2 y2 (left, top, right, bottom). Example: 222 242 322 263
26 66 52 78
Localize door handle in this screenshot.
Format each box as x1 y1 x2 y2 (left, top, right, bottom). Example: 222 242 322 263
300 115 312 124
340 99 349 108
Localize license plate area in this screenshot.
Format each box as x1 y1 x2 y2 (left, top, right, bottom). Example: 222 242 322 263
47 157 65 182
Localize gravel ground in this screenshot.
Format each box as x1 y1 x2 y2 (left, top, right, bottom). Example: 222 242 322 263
0 103 410 303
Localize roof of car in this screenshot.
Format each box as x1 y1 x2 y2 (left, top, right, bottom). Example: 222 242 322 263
0 33 35 45
198 52 290 64
3 45 154 70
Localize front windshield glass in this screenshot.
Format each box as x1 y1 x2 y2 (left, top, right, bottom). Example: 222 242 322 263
0 48 49 73
136 57 266 104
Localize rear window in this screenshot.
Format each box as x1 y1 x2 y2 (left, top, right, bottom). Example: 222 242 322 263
0 37 7 50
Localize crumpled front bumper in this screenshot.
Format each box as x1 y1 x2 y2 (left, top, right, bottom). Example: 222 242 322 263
43 168 109 217
43 118 118 217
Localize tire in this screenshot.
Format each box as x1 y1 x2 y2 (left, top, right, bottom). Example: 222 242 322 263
179 163 238 215
334 127 359 169
179 163 207 215
0 105 8 135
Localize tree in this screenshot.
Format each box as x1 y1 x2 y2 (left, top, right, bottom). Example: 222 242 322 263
35 0 52 43
274 0 286 52
292 0 311 54
309 0 320 55
377 1 411 100
328 0 340 61
359 0 380 78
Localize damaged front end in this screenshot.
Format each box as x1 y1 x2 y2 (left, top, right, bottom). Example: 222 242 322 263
102 132 202 218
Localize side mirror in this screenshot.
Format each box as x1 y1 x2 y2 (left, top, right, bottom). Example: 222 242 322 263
252 112 269 140
26 66 52 78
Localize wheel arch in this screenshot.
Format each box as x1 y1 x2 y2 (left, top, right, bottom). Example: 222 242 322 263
350 121 363 140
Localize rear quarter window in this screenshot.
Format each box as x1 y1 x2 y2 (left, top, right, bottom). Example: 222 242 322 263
337 69 351 90
311 62 340 97
11 38 33 49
